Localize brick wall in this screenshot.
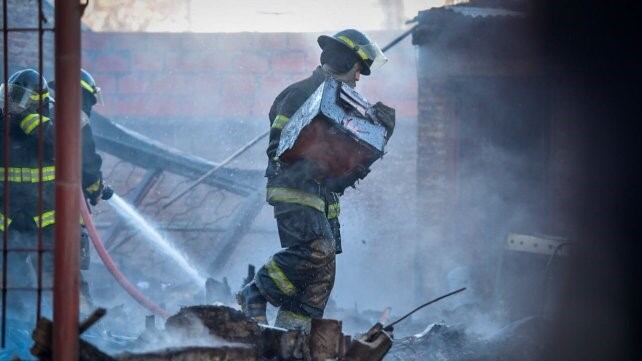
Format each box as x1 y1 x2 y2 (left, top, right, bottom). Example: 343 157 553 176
82 31 416 124
0 0 55 79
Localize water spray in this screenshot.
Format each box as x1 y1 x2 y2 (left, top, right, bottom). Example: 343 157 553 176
107 193 207 287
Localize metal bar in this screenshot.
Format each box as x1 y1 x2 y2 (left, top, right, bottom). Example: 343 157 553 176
0 247 54 252
95 224 275 234
381 24 419 53
53 0 81 359
4 27 55 32
1 0 10 348
36 0 45 322
104 168 162 251
1 287 54 291
162 130 269 209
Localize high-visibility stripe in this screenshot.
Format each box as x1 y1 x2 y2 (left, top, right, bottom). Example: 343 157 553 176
33 210 55 229
0 166 55 183
0 213 11 231
86 179 101 193
279 310 311 322
266 187 325 213
327 202 340 219
80 79 96 94
271 114 290 130
19 113 50 135
29 91 50 101
265 259 297 296
337 35 370 61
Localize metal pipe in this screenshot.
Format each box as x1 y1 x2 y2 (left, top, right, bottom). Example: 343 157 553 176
1 0 9 348
53 0 81 359
36 0 45 322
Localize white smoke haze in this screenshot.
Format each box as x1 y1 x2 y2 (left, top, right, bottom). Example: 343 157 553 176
71 3 562 353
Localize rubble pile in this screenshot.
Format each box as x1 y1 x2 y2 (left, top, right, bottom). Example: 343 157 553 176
385 317 550 361
29 305 393 361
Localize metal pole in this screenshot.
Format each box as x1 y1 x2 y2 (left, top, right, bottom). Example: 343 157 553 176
1 0 10 348
53 0 81 359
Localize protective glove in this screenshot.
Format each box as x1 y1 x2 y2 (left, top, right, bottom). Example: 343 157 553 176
371 101 396 140
325 166 371 194
84 178 104 206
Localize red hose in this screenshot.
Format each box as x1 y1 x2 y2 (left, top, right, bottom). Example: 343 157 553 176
79 189 171 318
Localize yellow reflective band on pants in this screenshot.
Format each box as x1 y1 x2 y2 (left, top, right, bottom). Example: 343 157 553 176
0 166 55 182
266 187 325 213
271 114 290 130
0 213 11 231
33 210 55 229
20 113 51 135
327 202 340 219
265 259 297 296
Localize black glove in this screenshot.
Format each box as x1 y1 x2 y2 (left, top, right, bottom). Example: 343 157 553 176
84 178 104 206
325 166 371 194
371 101 396 140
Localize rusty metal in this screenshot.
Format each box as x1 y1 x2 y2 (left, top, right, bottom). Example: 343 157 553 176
1 0 10 349
36 0 46 323
53 0 82 358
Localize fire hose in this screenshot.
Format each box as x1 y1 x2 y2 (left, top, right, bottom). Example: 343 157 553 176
79 188 171 318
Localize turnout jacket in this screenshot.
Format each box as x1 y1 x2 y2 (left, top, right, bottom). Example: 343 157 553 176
265 67 341 221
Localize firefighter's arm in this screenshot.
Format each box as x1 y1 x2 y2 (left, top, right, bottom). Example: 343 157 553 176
81 125 104 205
18 112 55 145
371 101 395 141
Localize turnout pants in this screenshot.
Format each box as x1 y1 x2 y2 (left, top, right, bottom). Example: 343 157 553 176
255 206 338 329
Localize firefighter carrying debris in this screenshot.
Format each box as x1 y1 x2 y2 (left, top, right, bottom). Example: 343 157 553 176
238 29 396 330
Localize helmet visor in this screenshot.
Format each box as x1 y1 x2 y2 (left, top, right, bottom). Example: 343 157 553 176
80 78 103 106
0 83 51 113
336 35 388 73
359 43 388 72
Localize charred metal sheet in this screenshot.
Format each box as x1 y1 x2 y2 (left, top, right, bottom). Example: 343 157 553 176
505 233 569 256
90 112 262 197
277 78 388 159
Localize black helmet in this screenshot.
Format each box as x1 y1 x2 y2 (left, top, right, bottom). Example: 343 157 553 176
80 68 103 106
0 68 51 113
318 29 387 76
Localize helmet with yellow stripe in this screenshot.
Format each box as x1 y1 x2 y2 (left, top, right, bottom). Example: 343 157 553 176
81 69 103 112
317 29 387 76
0 68 52 114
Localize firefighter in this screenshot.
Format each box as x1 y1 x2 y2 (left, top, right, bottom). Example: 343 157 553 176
77 68 106 308
238 29 396 330
0 68 106 313
0 69 56 315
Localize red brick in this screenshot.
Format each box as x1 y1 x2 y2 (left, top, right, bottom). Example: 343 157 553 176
89 73 118 93
269 51 308 74
131 52 165 71
118 73 190 95
91 51 131 73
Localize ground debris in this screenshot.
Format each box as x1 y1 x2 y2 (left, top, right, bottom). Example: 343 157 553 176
384 316 549 361
165 305 261 344
118 346 257 361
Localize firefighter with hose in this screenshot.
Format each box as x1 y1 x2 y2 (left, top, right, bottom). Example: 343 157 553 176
0 68 110 316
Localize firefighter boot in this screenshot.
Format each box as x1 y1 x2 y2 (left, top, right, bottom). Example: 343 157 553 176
237 281 267 324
